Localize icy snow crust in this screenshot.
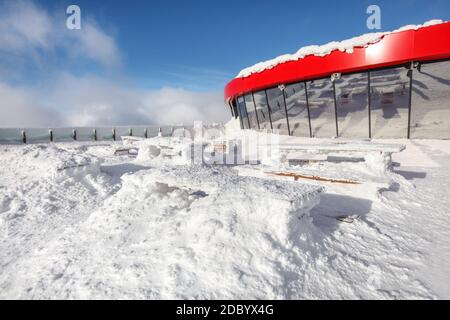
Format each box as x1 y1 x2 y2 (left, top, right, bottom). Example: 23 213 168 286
236 20 444 78
1 131 450 299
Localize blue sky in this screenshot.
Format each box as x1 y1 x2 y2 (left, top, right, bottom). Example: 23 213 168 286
0 0 449 126
57 0 450 90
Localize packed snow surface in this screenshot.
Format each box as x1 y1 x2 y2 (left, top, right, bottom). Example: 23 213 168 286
1 132 450 299
236 19 445 78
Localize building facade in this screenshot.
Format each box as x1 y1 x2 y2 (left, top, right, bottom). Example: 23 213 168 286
224 22 450 139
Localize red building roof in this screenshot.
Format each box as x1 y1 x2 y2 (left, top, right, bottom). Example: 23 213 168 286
225 21 450 102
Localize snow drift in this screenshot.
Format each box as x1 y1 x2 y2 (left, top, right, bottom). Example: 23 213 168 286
1 133 450 299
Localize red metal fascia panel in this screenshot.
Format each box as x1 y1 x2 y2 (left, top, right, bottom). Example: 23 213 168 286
364 30 415 68
224 22 450 102
414 22 450 61
224 48 369 100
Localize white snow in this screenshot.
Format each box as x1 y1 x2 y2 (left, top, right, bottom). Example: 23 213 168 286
236 19 445 78
1 128 450 299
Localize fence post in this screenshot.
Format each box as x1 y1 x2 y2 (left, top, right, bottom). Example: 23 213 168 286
112 128 116 141
407 62 414 139
73 129 77 141
93 129 97 141
22 130 26 144
49 129 53 142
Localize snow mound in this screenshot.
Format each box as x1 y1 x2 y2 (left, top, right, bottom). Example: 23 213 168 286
2 139 450 299
236 19 444 78
9 144 102 178
5 165 323 299
135 136 197 165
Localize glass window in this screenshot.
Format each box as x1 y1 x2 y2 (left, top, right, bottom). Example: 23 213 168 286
285 82 310 137
237 96 250 129
75 127 95 141
307 78 337 138
53 128 75 142
266 87 289 135
230 99 239 120
0 128 22 144
160 126 173 137
114 127 132 138
253 90 272 131
370 66 410 138
233 99 243 129
131 127 146 138
244 93 259 129
26 128 51 143
335 72 370 138
97 127 114 140
411 60 450 139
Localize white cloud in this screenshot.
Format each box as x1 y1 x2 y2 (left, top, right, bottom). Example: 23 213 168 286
0 0 229 128
0 0 121 68
0 82 61 127
0 75 230 127
0 0 52 52
142 88 229 125
55 75 229 126
71 20 121 68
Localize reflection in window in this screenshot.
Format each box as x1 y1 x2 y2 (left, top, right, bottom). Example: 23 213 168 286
253 90 272 131
370 67 410 138
411 61 450 139
266 87 289 135
244 94 259 129
285 82 310 137
237 96 250 129
306 78 337 138
335 72 370 138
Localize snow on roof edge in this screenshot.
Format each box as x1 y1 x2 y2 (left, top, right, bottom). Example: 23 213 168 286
235 19 445 79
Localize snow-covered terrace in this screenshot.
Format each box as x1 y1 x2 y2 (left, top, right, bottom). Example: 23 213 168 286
1 122 449 299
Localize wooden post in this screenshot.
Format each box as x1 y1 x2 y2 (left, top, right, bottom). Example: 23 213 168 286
49 129 53 142
144 128 148 138
129 128 133 136
73 129 77 141
22 130 26 144
93 129 97 141
112 128 116 141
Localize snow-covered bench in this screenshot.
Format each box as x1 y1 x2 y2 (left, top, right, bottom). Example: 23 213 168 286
260 141 405 173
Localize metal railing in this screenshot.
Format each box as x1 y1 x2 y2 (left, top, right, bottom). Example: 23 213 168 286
0 126 192 145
